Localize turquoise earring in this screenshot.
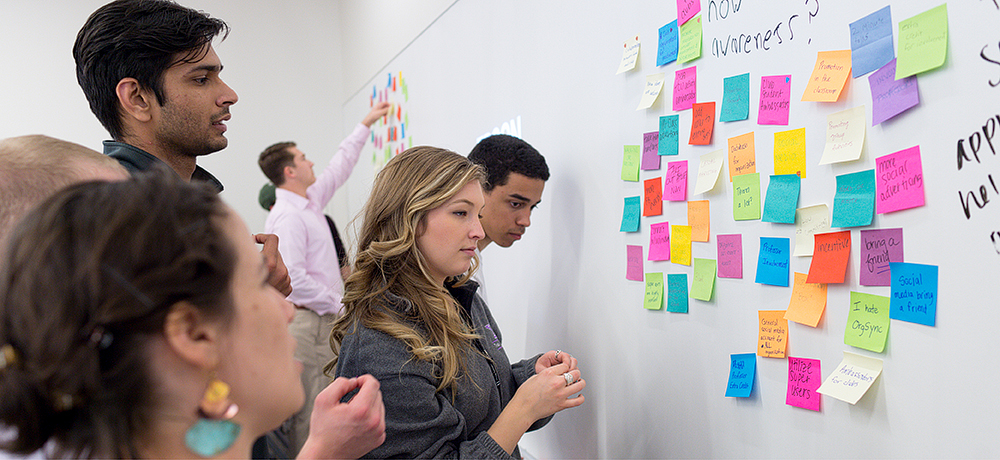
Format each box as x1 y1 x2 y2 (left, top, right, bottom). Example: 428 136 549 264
184 377 241 457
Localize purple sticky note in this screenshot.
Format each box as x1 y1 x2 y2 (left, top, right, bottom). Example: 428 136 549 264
649 222 671 261
870 59 919 126
626 245 644 281
786 357 821 411
664 160 688 201
677 0 701 26
876 146 925 214
860 228 903 286
717 234 743 279
641 131 661 170
673 67 697 111
758 75 791 125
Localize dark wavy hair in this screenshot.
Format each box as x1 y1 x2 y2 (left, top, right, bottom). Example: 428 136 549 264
258 141 297 186
73 0 229 140
0 169 237 459
468 134 549 192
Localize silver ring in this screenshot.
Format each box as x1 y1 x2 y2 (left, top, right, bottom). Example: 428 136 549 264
563 372 574 386
555 350 562 359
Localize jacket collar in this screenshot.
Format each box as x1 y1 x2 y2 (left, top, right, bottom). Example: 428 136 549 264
103 140 224 193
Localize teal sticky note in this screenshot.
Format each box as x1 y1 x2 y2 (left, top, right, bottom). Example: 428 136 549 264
620 196 641 232
756 237 790 287
831 169 876 228
720 73 750 122
762 174 801 224
726 353 756 397
667 273 688 313
659 115 680 156
889 262 938 326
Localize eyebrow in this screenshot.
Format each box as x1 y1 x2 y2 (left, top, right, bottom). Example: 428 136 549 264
185 63 222 75
451 199 476 206
509 193 540 206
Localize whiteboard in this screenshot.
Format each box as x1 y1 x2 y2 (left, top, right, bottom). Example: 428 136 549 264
339 1 1000 457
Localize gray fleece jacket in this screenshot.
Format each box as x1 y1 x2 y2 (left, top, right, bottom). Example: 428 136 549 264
334 281 551 459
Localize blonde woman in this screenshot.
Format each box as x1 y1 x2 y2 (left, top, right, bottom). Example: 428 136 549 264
331 146 585 459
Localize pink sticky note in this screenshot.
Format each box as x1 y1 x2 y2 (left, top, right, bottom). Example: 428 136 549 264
876 146 925 214
677 0 701 25
758 75 791 125
717 234 743 278
626 245 644 281
649 222 671 261
641 131 661 170
664 160 688 201
786 357 821 411
673 67 697 111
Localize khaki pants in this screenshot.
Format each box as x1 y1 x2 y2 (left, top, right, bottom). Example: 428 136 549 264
285 308 337 456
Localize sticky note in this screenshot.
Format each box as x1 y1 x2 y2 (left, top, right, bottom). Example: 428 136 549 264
691 258 717 301
889 262 938 326
667 273 689 313
807 231 851 284
643 177 663 216
648 222 671 261
762 174 801 224
678 16 703 63
819 106 866 165
801 50 852 102
664 160 688 201
794 204 831 257
677 0 701 25
758 75 791 125
845 291 890 353
785 272 828 327
688 200 710 242
720 73 750 122
817 351 883 405
626 245 644 281
622 145 640 181
850 6 894 78
725 353 756 398
758 310 788 358
638 73 667 110
642 132 661 170
876 146 925 214
689 102 715 145
773 128 806 178
694 149 726 195
717 234 743 279
733 173 761 221
860 228 904 286
870 60 919 126
831 169 875 228
616 35 640 75
659 115 680 156
657 20 679 66
896 4 948 79
620 196 641 232
728 132 755 181
756 237 790 287
673 67 697 111
671 225 692 266
644 273 664 310
787 357 822 411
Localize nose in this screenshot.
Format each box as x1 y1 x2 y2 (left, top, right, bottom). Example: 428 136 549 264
218 78 238 106
515 209 531 228
471 218 485 240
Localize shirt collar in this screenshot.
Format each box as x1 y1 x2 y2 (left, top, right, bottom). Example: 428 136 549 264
102 140 224 193
274 187 311 210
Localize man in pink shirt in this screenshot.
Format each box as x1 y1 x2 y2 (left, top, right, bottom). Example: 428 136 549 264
257 101 389 456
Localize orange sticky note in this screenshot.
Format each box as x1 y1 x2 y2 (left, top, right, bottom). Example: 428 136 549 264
688 200 710 242
643 177 663 216
802 50 852 102
728 132 755 181
806 230 851 283
671 225 692 266
689 102 716 145
758 310 788 358
785 272 828 327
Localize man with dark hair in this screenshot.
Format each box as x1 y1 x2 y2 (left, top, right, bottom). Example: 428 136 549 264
467 134 550 301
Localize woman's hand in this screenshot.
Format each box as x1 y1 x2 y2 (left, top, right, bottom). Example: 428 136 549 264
513 363 586 422
535 349 578 374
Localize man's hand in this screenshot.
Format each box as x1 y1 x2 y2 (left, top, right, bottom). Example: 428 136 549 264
297 375 386 460
361 102 392 128
255 233 292 296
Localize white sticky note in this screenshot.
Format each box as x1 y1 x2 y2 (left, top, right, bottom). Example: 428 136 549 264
794 204 831 257
617 35 641 74
694 149 726 195
819 106 866 165
637 73 666 110
817 351 883 404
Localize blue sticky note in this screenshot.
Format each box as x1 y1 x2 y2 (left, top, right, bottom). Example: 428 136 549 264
725 353 756 397
657 20 679 66
755 237 789 287
831 169 876 228
889 262 938 326
620 196 641 232
659 115 680 156
762 174 801 223
667 273 688 313
850 6 895 78
720 73 750 122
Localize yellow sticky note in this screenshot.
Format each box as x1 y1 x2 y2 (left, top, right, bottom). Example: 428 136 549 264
802 50 852 102
688 200 710 242
817 351 883 405
794 204 831 257
773 128 806 178
671 225 692 266
784 272 828 327
819 106 866 165
616 35 641 75
728 132 755 182
896 4 948 79
757 310 788 358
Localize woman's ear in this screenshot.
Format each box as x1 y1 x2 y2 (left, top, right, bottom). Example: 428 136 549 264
162 301 221 370
115 77 154 123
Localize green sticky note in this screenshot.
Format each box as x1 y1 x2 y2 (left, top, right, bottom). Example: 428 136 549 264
733 172 761 220
667 273 688 313
896 4 948 79
644 273 664 310
691 258 717 301
677 16 703 64
622 145 640 181
844 291 890 353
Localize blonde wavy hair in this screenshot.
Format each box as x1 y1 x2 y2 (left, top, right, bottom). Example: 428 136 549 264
329 146 485 393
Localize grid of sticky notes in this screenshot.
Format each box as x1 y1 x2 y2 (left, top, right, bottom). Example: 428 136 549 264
619 4 945 408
